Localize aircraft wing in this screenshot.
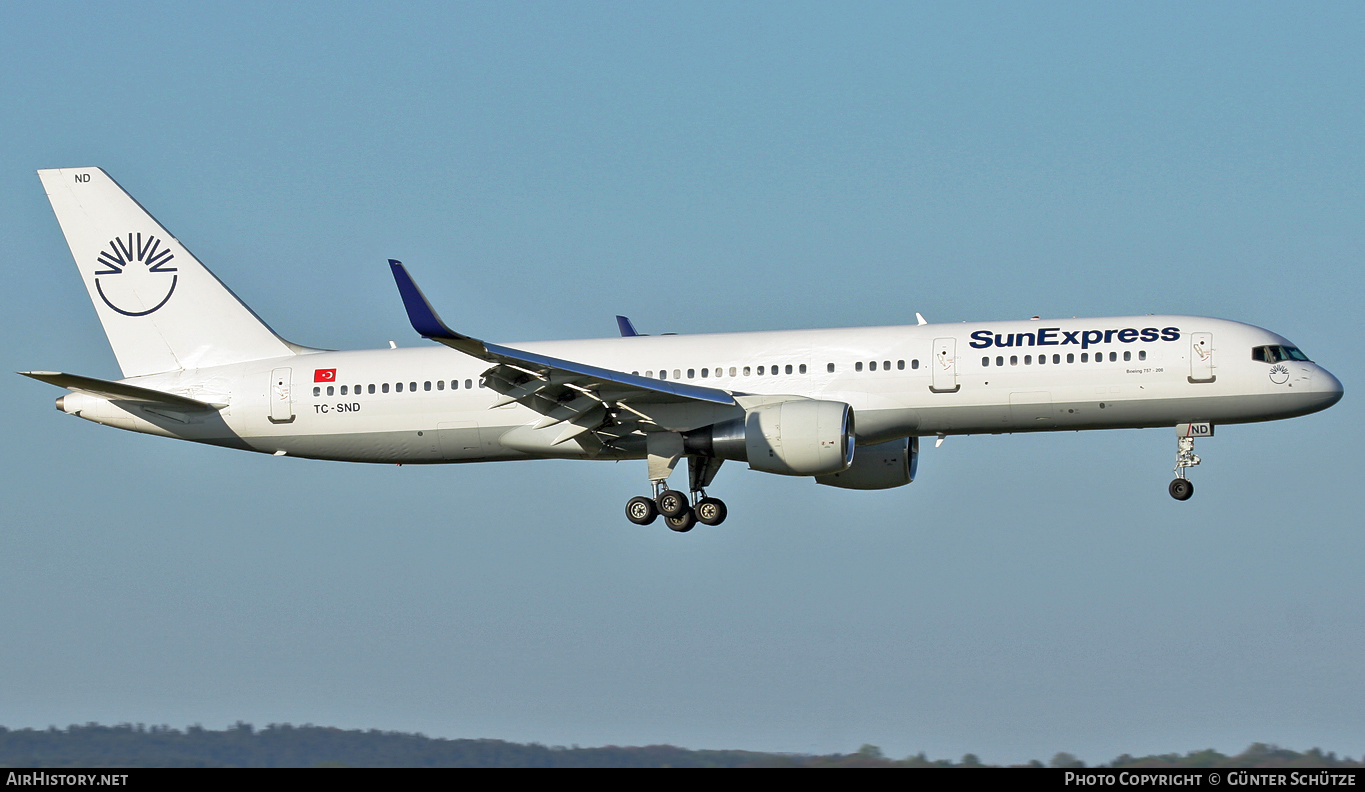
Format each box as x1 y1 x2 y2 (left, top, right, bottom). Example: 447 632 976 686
389 261 739 447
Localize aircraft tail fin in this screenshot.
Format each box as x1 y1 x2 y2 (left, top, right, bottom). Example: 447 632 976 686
38 167 300 377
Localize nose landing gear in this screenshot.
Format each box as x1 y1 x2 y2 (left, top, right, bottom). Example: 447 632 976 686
1168 477 1194 501
1169 424 1207 501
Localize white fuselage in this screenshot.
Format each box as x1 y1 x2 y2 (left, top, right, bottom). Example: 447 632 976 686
61 314 1344 466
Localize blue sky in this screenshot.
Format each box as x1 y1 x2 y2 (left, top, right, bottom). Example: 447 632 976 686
1 2 1361 764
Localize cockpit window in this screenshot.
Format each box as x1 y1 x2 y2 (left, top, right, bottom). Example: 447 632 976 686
1252 345 1311 363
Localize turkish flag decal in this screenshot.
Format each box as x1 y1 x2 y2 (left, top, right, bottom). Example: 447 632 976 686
314 369 337 382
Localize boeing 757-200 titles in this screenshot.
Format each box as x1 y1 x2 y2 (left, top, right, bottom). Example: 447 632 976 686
23 168 1344 531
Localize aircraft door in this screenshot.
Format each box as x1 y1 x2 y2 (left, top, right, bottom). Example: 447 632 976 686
1189 333 1215 383
930 337 960 393
269 367 294 422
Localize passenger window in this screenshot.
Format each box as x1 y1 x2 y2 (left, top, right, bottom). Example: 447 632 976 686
395 382 403 392
729 367 737 377
1010 356 1018 366
341 385 348 395
757 366 765 375
855 362 863 372
827 363 835 373
743 366 751 376
313 387 320 397
451 380 459 390
1025 355 1032 365
327 386 335 396
1139 350 1146 361
770 365 778 375
1038 355 1045 365
799 364 807 374
437 380 444 390
686 369 694 379
646 371 653 379
1109 352 1116 362
1081 353 1088 363
410 382 417 391
982 357 990 367
1123 351 1131 362
382 383 390 393
996 356 1004 367
701 368 708 378
869 361 877 371
673 370 681 379
897 360 905 370
466 379 474 389
659 370 667 380
424 381 432 391
1067 353 1075 363
911 359 919 370
785 364 793 374
369 384 376 394
1053 354 1060 364
883 360 890 370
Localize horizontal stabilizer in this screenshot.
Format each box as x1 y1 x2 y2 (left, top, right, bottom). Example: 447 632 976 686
18 371 225 410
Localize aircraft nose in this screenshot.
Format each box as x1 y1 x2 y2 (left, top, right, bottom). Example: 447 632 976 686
1316 367 1344 408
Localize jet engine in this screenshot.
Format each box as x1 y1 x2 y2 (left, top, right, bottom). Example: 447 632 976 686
685 399 854 477
816 437 918 490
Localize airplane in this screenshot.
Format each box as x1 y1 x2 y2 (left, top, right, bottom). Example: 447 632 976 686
22 167 1344 531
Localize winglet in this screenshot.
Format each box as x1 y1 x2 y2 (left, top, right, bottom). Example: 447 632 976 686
388 260 489 358
616 315 642 337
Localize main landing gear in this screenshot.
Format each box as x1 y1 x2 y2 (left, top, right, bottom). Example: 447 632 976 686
625 436 728 531
624 480 729 531
1168 423 1207 501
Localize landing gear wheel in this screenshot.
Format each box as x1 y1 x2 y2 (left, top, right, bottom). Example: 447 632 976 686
626 496 659 525
656 489 688 519
666 507 697 533
1169 478 1194 501
694 497 728 526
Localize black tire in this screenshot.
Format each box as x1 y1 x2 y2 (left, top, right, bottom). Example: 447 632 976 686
626 496 658 525
695 497 728 526
1169 478 1194 501
666 507 697 533
656 489 688 518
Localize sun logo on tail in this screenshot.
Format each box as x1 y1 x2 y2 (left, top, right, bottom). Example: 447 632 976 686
94 232 178 316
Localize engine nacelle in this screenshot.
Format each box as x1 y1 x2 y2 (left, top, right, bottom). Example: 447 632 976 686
687 399 854 477
816 437 918 490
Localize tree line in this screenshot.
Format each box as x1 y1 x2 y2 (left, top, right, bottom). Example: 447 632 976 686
0 723 1358 768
